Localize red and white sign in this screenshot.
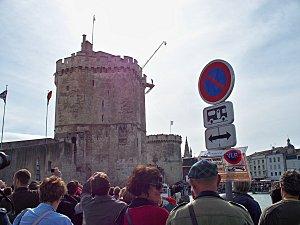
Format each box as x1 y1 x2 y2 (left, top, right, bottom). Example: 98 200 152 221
198 59 235 105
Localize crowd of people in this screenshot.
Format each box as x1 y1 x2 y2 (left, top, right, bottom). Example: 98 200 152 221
0 161 299 225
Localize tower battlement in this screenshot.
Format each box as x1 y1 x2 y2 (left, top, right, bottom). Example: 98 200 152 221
56 50 141 77
146 134 182 144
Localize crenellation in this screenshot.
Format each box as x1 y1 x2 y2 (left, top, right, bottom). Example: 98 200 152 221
56 49 141 76
146 134 182 143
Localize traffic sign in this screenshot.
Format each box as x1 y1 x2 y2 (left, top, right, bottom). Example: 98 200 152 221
205 124 236 150
203 101 234 128
198 59 235 104
223 148 242 164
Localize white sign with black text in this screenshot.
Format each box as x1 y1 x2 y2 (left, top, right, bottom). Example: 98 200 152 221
205 124 237 150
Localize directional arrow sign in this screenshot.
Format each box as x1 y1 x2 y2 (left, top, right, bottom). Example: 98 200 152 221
203 101 234 128
205 124 236 150
209 132 231 142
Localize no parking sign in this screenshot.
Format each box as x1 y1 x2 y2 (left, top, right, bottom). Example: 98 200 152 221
198 59 235 105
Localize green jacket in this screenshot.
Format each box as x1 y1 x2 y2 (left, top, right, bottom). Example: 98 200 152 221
167 195 254 225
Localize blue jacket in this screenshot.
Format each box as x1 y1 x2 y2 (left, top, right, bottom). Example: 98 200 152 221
13 203 73 225
232 192 262 225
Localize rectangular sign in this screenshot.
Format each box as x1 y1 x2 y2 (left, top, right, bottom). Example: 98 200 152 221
205 124 237 150
203 101 234 128
200 147 251 182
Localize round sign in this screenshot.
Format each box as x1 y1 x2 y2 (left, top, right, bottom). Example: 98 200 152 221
224 148 242 165
198 59 235 104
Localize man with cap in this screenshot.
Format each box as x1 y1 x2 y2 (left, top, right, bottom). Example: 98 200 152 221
166 160 254 225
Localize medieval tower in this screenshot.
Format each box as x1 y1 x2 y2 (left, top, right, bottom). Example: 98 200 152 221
0 35 182 186
54 35 154 184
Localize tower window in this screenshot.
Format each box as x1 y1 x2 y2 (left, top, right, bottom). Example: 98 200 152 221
107 90 110 95
102 115 104 122
102 100 104 108
92 80 95 86
66 86 69 91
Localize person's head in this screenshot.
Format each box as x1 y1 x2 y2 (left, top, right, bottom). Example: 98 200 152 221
28 181 39 190
51 167 62 177
280 170 300 199
120 187 134 204
3 187 12 196
39 176 67 209
127 165 163 205
67 181 78 196
109 187 114 196
233 180 251 194
114 186 121 199
13 169 31 188
270 187 282 204
188 160 220 198
0 179 6 189
90 172 110 196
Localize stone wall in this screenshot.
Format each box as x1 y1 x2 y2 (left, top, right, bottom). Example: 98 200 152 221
0 139 74 185
146 134 183 185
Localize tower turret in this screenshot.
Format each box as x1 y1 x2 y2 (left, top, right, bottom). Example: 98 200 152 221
54 35 152 184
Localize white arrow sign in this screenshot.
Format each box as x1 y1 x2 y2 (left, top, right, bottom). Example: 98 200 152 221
203 101 234 128
205 124 237 150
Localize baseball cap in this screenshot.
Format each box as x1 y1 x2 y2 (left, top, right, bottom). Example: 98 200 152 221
188 160 218 179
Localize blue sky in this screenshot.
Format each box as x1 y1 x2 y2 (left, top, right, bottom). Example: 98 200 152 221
0 0 299 156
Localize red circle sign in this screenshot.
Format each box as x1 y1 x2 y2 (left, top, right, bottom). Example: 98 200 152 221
198 59 235 104
224 149 242 165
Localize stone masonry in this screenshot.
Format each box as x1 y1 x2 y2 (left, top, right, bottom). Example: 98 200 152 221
0 35 183 186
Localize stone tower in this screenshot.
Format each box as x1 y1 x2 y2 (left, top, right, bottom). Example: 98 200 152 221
54 35 153 184
146 134 183 185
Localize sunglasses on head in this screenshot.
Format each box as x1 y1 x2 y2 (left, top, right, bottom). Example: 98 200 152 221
149 182 163 189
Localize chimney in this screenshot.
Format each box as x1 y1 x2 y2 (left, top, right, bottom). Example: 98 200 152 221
82 34 86 42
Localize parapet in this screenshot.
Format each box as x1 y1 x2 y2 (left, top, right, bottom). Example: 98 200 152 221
55 43 141 77
146 134 182 144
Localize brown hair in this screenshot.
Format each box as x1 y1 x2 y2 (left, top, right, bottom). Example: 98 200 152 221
67 181 78 195
91 172 110 196
3 187 12 196
39 176 67 203
127 165 162 196
14 169 31 186
233 181 251 193
280 170 300 196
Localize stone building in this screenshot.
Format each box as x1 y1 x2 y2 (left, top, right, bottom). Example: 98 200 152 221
0 35 183 185
146 134 182 184
247 139 299 181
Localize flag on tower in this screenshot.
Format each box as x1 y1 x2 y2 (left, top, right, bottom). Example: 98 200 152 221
47 91 52 105
170 121 174 126
0 90 7 103
93 15 96 22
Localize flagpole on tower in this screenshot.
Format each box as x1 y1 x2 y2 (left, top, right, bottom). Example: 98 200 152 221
0 85 8 149
46 90 52 138
170 121 174 134
92 15 96 45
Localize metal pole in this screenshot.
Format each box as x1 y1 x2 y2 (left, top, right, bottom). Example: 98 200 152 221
92 15 95 45
45 94 49 138
0 85 7 149
142 41 167 69
225 180 233 200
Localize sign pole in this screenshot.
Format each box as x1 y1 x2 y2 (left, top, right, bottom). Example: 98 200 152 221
0 85 7 149
225 180 233 201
